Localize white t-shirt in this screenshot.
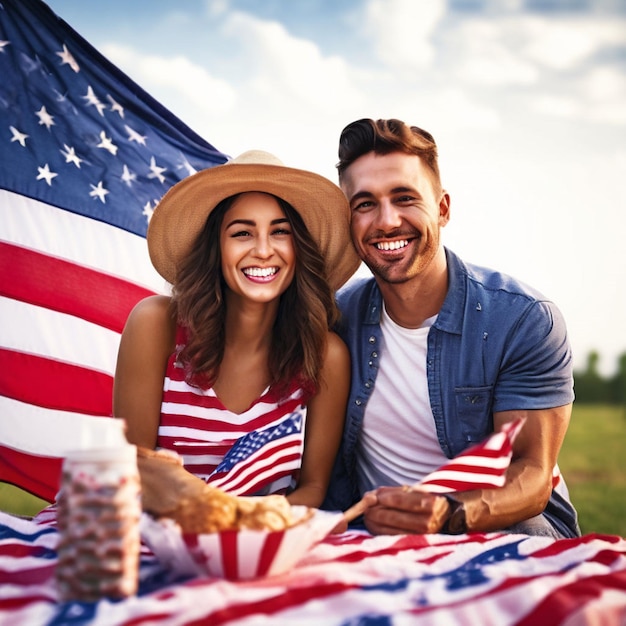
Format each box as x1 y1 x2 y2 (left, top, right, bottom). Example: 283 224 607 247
356 306 448 495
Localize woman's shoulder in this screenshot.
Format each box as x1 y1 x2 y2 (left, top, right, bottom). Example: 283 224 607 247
129 294 173 319
124 295 176 338
324 330 350 363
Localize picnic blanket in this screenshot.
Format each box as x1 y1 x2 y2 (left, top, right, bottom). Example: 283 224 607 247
3 404 625 624
1 508 626 625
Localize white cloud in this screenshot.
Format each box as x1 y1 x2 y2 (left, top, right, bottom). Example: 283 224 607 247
461 53 537 86
384 86 503 134
443 14 612 86
529 93 582 119
585 66 626 103
205 0 230 18
581 66 626 124
447 18 539 86
101 44 237 113
94 10 368 175
528 65 626 125
403 10 626 132
221 12 362 112
363 0 446 69
522 17 625 72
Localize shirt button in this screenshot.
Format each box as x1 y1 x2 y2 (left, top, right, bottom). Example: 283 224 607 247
365 381 371 388
355 399 362 406
371 351 378 359
368 336 376 344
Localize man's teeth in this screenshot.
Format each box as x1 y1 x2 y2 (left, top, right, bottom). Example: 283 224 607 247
243 267 278 277
376 240 409 251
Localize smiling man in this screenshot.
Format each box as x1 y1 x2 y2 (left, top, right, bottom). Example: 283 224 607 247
323 118 581 539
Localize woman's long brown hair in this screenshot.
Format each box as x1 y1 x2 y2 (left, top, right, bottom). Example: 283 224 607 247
171 193 339 398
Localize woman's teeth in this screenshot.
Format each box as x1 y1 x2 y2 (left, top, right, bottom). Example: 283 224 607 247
243 267 278 277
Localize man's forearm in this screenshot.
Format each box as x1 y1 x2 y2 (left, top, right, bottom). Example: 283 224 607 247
455 461 553 532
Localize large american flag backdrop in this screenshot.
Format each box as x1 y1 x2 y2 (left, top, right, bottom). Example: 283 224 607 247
0 0 227 502
1 1 626 624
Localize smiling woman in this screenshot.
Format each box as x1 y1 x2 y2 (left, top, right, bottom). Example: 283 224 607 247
219 193 297 305
113 149 360 512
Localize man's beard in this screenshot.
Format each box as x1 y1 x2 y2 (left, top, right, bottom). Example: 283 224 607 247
364 230 439 285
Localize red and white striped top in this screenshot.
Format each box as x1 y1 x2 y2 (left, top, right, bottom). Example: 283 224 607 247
156 328 308 496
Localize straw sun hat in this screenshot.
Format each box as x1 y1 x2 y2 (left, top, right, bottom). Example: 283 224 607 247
147 150 360 291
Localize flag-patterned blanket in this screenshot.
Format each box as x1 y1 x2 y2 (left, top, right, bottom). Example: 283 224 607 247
1 509 625 625
3 418 626 625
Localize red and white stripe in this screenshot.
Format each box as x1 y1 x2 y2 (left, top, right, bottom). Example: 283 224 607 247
418 417 526 493
0 190 163 502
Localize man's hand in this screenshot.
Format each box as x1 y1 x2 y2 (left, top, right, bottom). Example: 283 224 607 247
363 486 452 535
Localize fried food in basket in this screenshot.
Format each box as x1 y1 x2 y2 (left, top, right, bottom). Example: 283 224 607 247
137 447 300 533
235 495 296 531
171 483 239 533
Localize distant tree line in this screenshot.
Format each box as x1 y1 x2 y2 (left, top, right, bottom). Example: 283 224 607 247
573 351 626 405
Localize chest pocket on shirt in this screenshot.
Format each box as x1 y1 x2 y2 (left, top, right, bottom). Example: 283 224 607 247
453 386 493 453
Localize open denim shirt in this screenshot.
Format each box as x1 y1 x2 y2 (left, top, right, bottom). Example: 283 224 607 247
323 248 579 538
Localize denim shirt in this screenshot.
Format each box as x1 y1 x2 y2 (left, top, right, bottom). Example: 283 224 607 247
323 248 579 538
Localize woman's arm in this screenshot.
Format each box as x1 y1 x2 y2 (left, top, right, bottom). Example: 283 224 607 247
113 295 176 449
287 331 350 508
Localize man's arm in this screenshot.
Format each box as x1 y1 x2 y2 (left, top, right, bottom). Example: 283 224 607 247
464 406 571 531
362 405 572 535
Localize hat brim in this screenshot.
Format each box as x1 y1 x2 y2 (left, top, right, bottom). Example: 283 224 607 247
147 162 360 291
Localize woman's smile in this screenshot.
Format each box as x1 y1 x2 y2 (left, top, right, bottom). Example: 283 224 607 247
242 266 280 281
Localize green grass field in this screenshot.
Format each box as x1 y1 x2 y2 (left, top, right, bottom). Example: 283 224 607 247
557 404 626 537
1 404 624 536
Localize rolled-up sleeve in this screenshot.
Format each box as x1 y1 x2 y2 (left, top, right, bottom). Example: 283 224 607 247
493 299 574 412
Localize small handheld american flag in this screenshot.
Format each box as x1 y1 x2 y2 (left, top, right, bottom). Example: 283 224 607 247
418 417 526 493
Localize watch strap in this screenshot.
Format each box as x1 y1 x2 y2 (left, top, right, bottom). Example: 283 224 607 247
441 494 467 534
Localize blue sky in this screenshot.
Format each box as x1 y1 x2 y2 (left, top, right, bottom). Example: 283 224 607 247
45 0 626 374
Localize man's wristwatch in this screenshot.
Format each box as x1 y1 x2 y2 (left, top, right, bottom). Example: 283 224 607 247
442 494 467 534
